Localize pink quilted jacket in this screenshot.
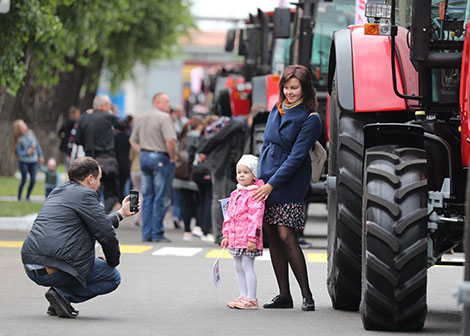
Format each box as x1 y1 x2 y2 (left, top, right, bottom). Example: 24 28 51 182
222 179 265 250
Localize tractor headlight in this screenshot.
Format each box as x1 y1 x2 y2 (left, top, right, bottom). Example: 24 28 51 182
365 2 392 20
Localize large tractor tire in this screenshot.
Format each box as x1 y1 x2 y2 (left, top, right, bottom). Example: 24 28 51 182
327 72 375 310
463 169 470 334
360 145 428 331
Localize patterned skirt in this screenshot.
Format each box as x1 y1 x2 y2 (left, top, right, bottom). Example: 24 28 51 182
229 248 263 257
264 202 305 230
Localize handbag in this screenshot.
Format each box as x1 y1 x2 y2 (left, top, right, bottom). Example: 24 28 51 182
308 113 327 183
309 141 326 183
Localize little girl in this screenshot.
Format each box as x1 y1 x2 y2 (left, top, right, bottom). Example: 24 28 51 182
221 154 265 310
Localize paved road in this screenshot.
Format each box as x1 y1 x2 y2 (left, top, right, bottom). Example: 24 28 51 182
0 204 464 335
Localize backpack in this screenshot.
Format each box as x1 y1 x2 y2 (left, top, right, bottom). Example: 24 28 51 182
174 149 190 179
308 113 327 183
187 134 211 186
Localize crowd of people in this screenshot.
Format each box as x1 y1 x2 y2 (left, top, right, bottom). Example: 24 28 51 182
17 64 322 316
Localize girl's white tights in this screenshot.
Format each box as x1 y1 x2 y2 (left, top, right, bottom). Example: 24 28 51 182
233 255 257 300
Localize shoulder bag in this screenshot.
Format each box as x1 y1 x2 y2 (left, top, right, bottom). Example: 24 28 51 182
308 113 327 183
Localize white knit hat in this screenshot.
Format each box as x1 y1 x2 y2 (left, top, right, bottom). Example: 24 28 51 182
236 154 259 179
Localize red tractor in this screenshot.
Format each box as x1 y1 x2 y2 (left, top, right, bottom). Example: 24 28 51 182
326 0 469 331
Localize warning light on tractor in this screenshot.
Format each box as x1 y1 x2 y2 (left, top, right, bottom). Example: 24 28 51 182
364 23 392 36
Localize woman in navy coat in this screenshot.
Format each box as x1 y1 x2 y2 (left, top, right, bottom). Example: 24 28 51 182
253 65 321 311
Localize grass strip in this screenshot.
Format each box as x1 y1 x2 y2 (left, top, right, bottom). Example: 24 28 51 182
0 201 42 217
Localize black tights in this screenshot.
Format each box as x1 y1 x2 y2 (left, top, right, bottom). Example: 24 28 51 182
264 223 313 299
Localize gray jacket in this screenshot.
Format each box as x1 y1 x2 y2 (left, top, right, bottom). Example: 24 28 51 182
21 181 121 287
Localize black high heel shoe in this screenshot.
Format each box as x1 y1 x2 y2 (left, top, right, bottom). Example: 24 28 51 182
263 295 293 309
302 296 315 311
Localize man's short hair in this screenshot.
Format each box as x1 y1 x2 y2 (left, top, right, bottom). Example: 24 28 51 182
68 157 100 182
152 92 165 105
93 94 111 110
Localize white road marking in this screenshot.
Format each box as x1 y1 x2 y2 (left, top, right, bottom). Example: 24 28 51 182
152 247 203 257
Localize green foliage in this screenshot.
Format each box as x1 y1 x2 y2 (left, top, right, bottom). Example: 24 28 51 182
0 0 195 95
0 201 43 217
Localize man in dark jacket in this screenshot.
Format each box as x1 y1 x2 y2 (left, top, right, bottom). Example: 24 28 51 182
198 117 248 244
75 94 129 213
21 157 137 318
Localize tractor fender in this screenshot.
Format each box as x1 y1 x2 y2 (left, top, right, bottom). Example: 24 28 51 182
363 123 425 151
328 26 419 114
327 29 354 114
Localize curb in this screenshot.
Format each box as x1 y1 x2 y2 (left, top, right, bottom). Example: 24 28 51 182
0 214 36 232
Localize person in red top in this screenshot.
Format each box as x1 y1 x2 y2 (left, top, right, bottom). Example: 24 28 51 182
221 154 265 310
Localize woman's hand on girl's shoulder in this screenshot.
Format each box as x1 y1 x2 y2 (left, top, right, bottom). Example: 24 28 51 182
252 183 273 202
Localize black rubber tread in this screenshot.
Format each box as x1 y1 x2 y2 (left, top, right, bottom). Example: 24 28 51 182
327 72 376 311
462 169 470 335
394 208 427 234
360 145 428 331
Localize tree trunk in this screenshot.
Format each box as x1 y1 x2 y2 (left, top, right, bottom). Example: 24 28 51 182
0 87 18 176
80 54 104 111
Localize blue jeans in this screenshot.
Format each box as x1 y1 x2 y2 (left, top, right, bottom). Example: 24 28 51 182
25 258 120 304
18 161 37 200
172 189 183 221
140 151 174 241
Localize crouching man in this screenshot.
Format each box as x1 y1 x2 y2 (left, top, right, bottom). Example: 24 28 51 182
21 156 138 318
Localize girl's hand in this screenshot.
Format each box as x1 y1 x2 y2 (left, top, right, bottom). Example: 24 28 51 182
247 241 256 252
221 238 228 248
252 183 273 201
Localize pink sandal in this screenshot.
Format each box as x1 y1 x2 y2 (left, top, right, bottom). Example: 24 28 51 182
227 296 245 309
234 297 259 310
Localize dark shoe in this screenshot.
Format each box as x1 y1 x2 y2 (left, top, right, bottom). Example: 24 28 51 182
45 288 79 318
263 295 293 309
173 217 182 229
302 296 315 311
46 305 56 316
153 237 171 243
298 238 313 249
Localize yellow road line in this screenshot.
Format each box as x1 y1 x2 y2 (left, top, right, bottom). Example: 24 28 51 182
120 245 153 254
306 253 327 263
0 241 22 248
205 249 232 259
0 241 153 254
206 249 328 263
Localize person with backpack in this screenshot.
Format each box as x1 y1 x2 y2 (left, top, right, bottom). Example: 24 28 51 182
197 116 247 244
173 116 205 241
75 94 129 213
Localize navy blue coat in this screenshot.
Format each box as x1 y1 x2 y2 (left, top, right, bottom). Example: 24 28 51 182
258 103 321 205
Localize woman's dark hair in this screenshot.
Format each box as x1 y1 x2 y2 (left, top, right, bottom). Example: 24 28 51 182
68 157 100 182
277 65 318 112
178 116 204 141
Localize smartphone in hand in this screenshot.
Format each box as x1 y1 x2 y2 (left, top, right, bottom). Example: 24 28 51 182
129 190 139 213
